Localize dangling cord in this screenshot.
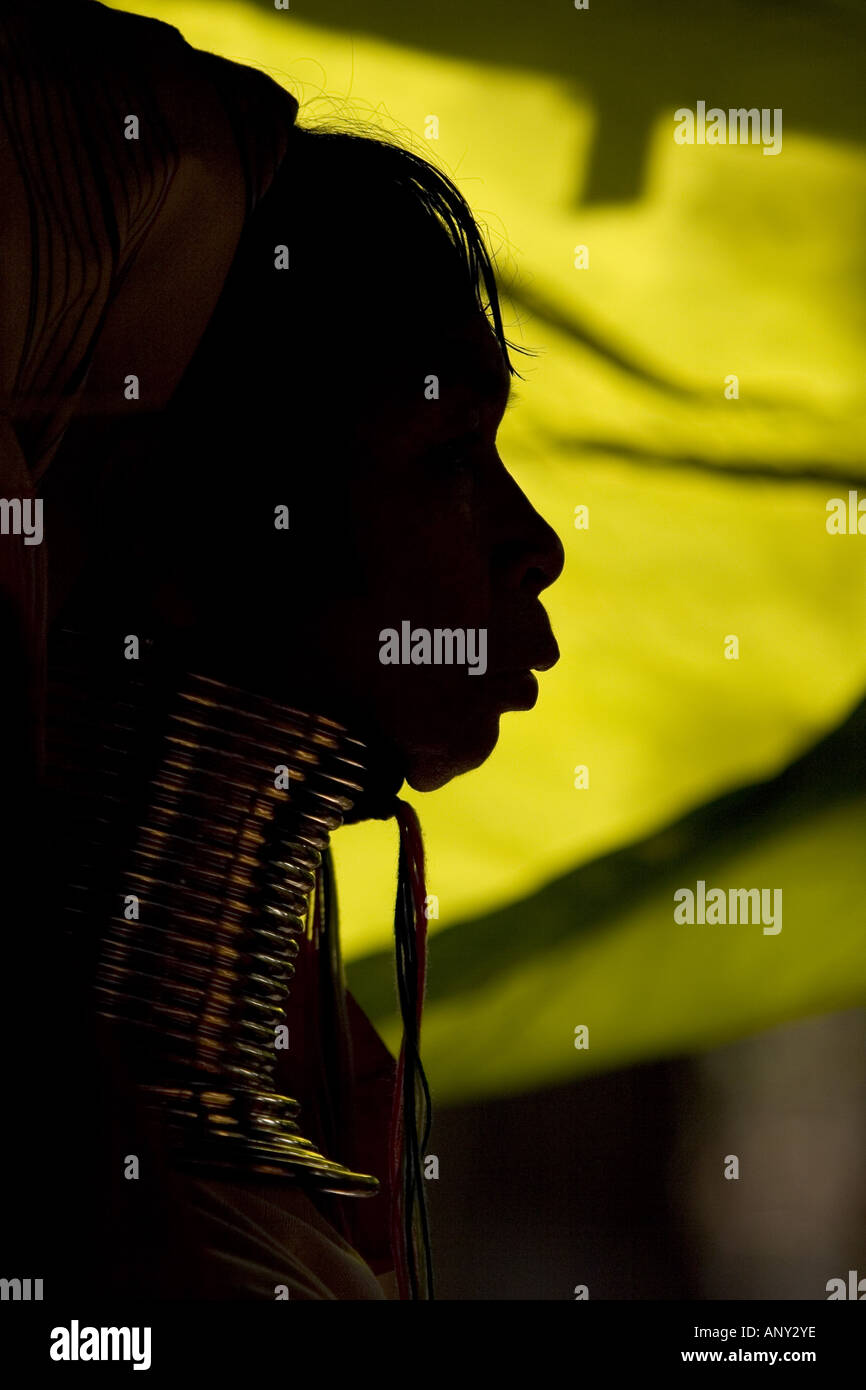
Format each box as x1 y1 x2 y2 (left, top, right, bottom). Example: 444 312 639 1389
387 800 435 1300
311 845 360 1250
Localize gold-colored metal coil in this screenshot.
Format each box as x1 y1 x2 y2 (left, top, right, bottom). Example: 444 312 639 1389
46 634 379 1196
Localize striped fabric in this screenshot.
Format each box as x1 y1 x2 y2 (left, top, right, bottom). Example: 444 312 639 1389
0 0 298 775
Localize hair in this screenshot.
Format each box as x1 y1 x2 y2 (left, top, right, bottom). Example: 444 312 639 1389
288 123 523 367
54 126 526 645
171 123 526 413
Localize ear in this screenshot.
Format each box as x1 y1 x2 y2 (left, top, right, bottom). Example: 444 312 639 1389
148 576 199 631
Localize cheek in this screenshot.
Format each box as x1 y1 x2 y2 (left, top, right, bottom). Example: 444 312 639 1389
303 454 501 761
350 469 492 625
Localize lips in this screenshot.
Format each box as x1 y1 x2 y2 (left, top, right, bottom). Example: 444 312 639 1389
495 631 560 678
487 624 558 708
488 669 538 709
528 636 560 674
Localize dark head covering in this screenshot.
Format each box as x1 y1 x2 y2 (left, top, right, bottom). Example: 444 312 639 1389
0 0 299 1290
0 0 298 781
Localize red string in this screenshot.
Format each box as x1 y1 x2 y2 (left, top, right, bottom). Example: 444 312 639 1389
387 800 429 1299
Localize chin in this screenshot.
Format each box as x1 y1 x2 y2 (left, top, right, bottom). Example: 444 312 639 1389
404 713 501 792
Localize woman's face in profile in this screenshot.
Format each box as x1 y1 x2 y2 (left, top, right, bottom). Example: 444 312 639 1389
301 312 564 792
48 310 562 798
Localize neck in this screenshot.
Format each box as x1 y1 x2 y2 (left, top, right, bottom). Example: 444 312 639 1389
45 625 389 1195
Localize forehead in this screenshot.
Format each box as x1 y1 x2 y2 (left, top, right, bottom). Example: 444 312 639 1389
359 303 507 387
432 315 511 404
351 312 511 450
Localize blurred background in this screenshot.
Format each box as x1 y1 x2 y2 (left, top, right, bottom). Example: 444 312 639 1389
112 0 866 1297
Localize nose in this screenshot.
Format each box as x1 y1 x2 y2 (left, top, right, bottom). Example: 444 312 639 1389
493 462 565 599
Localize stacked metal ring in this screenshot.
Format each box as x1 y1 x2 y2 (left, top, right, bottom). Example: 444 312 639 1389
46 631 380 1196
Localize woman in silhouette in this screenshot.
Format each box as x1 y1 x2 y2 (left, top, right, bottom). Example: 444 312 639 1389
1 0 562 1300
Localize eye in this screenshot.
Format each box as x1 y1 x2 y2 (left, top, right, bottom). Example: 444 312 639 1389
426 430 483 472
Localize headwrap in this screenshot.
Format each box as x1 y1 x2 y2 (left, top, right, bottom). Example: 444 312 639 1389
0 0 298 778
